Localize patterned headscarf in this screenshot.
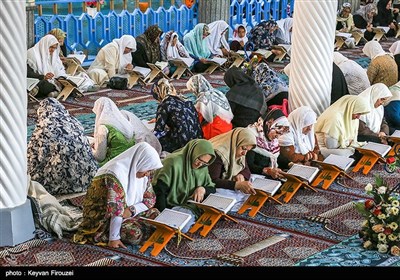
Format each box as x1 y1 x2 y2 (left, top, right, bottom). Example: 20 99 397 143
136 25 163 63
160 30 189 61
151 78 185 102
48 28 66 41
248 20 278 50
354 3 377 24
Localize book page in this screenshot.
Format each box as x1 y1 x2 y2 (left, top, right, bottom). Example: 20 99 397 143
170 57 194 68
323 154 355 171
390 130 400 138
67 54 86 64
236 50 252 57
127 66 151 78
373 26 390 33
66 75 84 87
251 177 282 196
253 49 272 58
207 57 227 66
190 194 236 214
335 32 352 39
154 208 191 230
154 61 169 70
27 78 40 91
287 164 320 183
361 142 391 157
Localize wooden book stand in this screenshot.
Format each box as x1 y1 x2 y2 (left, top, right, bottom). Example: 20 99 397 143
170 60 194 80
57 79 83 101
188 205 237 237
139 218 193 257
125 70 149 89
145 63 169 84
311 161 353 190
352 148 385 175
272 46 290 62
229 52 245 68
387 136 400 157
204 61 222 75
237 189 282 218
372 28 388 42
272 173 318 203
334 36 347 51
351 30 367 45
396 28 400 39
64 57 85 76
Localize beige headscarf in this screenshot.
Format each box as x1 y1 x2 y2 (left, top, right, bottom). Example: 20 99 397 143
315 95 371 148
209 127 256 180
389 41 400 56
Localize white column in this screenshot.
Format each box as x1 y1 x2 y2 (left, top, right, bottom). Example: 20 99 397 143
288 0 337 116
0 0 35 246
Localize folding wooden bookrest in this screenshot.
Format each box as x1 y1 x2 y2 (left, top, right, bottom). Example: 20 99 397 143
351 30 367 45
334 35 347 51
188 205 237 237
64 58 85 76
139 219 193 257
272 45 290 62
311 161 353 190
229 52 246 68
56 79 83 101
170 60 194 80
272 173 318 204
237 190 282 218
352 148 385 175
372 28 387 42
145 63 170 84
204 61 223 75
396 28 400 39
126 71 149 89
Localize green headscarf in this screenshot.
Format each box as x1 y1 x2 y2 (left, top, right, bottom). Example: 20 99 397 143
152 139 216 214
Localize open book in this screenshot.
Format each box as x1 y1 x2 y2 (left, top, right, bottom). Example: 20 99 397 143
57 75 85 87
321 154 355 172
125 66 151 78
66 54 86 64
154 61 169 71
205 57 227 66
253 49 273 59
359 142 391 157
236 50 252 57
372 26 390 34
27 77 40 92
188 193 236 214
141 208 191 231
286 163 320 183
389 130 400 138
169 57 194 68
335 32 352 39
250 175 282 196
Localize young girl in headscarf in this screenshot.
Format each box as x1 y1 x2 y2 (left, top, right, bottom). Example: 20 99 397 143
186 74 233 139
131 25 163 67
152 78 203 153
278 106 324 169
230 24 248 52
160 30 192 74
73 143 163 248
336 2 355 32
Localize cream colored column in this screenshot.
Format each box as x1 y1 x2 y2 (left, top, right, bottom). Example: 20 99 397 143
288 0 337 116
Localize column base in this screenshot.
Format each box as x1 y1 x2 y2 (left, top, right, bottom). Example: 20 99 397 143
0 199 35 246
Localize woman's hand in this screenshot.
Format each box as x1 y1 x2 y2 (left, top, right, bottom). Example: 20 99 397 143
191 186 206 202
108 239 127 249
263 167 285 179
235 181 256 195
44 72 54 80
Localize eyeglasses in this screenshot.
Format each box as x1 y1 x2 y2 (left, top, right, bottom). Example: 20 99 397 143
195 157 210 167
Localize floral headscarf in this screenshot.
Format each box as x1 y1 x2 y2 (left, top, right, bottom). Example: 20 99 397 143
151 78 185 102
248 20 278 50
136 25 163 63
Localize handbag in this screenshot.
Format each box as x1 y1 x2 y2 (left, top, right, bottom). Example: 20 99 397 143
108 76 128 90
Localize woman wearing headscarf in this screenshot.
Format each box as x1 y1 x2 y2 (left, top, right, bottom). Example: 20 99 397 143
206 20 230 57
389 41 400 81
251 62 289 106
314 95 371 158
152 139 216 233
336 2 355 32
27 34 67 97
333 51 370 95
224 66 267 128
88 35 137 86
358 83 393 144
73 142 163 248
276 17 294 44
92 97 136 166
207 128 257 210
160 30 192 75
186 74 233 139
183 23 213 73
27 98 98 196
373 0 399 38
131 25 163 67
152 78 203 153
246 109 289 179
363 40 398 87
384 82 400 133
278 106 324 170
353 3 378 41
229 24 248 52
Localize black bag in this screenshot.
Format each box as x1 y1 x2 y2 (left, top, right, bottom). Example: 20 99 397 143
108 76 128 90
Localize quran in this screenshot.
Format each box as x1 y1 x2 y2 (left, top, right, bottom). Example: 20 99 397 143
358 142 391 157
66 54 86 64
253 48 273 59
205 57 227 66
321 154 355 172
286 163 320 183
188 193 236 214
141 208 191 231
125 66 151 78
27 77 40 92
169 57 194 68
389 130 400 138
57 75 85 88
236 50 252 57
250 176 282 196
154 61 169 71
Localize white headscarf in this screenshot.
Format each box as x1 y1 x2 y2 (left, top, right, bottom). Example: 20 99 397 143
276 17 293 44
231 24 248 45
389 41 400 56
363 41 391 60
187 74 233 124
96 142 162 206
111 35 137 73
384 81 400 106
206 20 230 56
279 106 317 155
27 34 66 77
359 83 393 133
333 51 370 95
93 97 135 140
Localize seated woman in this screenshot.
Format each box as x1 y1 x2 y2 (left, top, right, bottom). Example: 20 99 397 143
229 24 248 52
88 35 136 87
206 20 230 57
278 106 324 170
160 30 192 74
73 142 163 248
183 23 213 73
152 78 203 153
92 97 136 166
207 128 257 210
246 109 289 179
152 139 216 233
333 51 370 95
186 74 233 139
247 20 287 62
224 66 267 128
27 34 67 98
131 25 163 68
389 41 400 80
27 98 98 196
384 82 400 133
358 83 393 145
251 62 289 106
315 95 371 159
363 40 398 87
353 3 378 41
336 2 355 32
276 17 294 44
373 0 399 38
